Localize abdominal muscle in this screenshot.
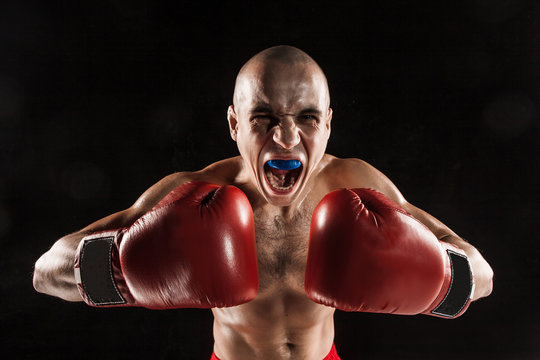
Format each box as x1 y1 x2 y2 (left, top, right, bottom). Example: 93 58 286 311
206 154 341 359
212 282 335 360
211 201 336 360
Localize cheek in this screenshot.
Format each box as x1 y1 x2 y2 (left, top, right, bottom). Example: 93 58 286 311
302 130 329 157
237 130 266 155
301 125 329 143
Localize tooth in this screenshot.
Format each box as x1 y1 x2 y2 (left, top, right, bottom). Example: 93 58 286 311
265 166 298 191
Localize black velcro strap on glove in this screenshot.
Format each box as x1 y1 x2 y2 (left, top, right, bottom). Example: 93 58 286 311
431 249 473 318
76 237 126 306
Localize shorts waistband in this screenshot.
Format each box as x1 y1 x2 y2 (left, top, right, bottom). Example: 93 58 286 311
210 342 340 360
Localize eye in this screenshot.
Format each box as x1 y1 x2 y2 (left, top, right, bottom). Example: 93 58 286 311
251 115 269 124
250 115 279 128
252 115 271 121
298 114 318 123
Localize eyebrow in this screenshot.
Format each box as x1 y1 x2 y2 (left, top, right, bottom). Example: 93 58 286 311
249 104 273 114
249 104 322 116
298 108 322 116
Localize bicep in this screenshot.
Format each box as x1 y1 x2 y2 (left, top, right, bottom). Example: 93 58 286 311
33 172 194 300
343 158 456 239
367 167 458 240
80 172 193 234
343 158 494 299
400 201 458 241
44 172 190 264
79 208 142 235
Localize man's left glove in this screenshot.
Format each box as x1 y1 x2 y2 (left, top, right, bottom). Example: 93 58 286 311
305 188 474 318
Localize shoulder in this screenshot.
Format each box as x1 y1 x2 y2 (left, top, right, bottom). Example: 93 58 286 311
324 156 371 176
321 156 378 187
197 156 244 185
131 157 242 214
321 155 406 204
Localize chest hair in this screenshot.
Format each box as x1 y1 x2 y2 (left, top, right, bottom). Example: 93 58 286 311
253 206 314 290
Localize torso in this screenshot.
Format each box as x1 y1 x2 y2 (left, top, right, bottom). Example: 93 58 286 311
211 200 335 359
168 154 378 359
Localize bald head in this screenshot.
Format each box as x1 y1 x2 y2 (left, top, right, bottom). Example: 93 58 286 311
233 46 330 111
240 45 318 70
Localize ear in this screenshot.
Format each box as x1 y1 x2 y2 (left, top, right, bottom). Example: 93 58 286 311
227 105 238 141
325 108 333 137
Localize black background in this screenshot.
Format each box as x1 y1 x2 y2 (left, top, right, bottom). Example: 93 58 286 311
1 1 538 359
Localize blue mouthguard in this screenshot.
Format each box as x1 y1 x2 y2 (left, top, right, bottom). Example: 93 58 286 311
267 159 302 170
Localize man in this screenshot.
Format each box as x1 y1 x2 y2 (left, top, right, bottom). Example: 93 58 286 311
33 46 493 359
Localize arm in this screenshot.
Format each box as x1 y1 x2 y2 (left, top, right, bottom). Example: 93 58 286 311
398 202 493 301
32 173 192 301
337 158 494 301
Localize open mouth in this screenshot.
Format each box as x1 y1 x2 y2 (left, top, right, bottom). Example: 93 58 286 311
263 159 303 193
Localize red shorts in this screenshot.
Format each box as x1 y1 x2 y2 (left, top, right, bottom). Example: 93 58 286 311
210 342 341 360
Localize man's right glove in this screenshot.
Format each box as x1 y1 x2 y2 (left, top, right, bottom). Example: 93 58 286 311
74 181 258 309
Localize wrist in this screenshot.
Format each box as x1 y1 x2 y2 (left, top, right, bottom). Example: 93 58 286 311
74 230 133 307
424 242 474 318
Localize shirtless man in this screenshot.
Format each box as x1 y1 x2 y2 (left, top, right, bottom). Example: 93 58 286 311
33 46 494 360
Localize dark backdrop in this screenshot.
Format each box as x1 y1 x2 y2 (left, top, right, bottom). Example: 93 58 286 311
1 1 538 359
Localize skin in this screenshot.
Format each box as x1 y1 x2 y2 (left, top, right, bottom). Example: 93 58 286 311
33 46 494 360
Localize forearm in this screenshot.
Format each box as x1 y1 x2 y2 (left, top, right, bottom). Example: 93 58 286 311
398 202 494 302
32 174 195 303
33 232 88 302
439 234 494 301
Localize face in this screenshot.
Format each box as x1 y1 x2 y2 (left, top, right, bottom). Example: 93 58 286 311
228 61 332 207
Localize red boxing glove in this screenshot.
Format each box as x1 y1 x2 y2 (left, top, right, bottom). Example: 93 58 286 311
305 188 474 318
74 181 258 309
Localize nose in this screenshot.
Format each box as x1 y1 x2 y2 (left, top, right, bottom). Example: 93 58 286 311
273 119 300 149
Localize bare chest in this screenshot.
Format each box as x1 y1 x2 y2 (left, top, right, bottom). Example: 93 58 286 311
253 206 314 292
